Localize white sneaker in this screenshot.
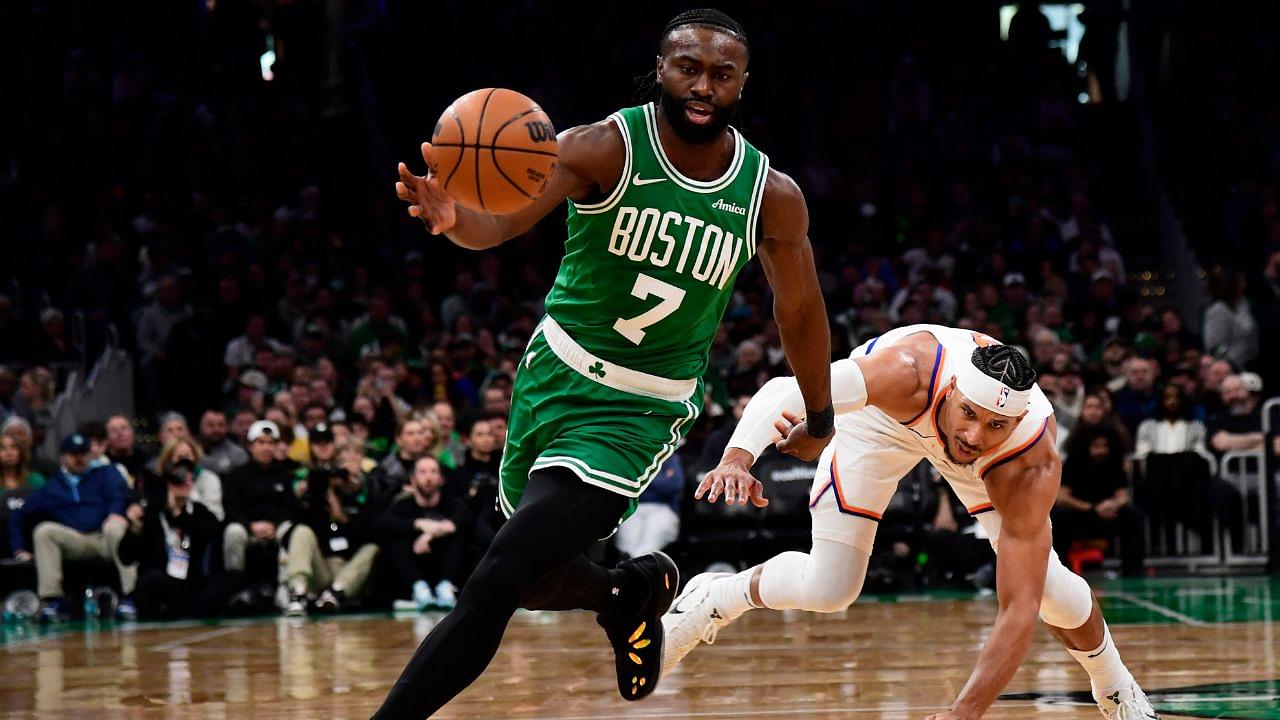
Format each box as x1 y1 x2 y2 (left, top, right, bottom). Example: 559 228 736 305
1097 681 1160 719
412 580 434 612
284 595 308 617
660 572 734 675
433 581 458 610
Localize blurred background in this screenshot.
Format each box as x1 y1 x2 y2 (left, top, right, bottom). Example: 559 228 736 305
0 0 1277 624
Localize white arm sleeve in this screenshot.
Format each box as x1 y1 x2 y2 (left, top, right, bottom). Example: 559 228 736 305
726 358 869 462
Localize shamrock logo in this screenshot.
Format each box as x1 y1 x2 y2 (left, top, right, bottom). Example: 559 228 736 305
589 361 606 378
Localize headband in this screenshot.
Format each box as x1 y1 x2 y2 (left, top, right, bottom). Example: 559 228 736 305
955 361 1032 417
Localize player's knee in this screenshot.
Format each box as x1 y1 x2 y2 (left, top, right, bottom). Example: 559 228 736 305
1038 554 1093 629
806 577 863 613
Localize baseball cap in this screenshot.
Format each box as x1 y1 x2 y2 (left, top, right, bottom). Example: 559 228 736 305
1239 372 1264 394
1002 272 1026 288
239 369 269 393
309 423 334 444
60 433 91 454
247 420 281 442
1092 268 1116 283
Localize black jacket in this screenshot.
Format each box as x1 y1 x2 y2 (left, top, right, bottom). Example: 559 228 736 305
375 491 473 544
118 500 224 585
223 459 300 527
300 465 375 559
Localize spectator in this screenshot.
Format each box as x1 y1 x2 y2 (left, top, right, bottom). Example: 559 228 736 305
726 339 769 398
118 462 236 619
369 417 429 504
1203 269 1259 369
221 421 300 574
229 409 259 446
199 409 250 477
696 395 752 474
79 421 110 471
283 426 380 615
480 386 511 417
8 434 136 622
105 414 150 483
135 276 195 409
447 413 503 556
431 401 467 469
1052 426 1145 576
0 434 44 558
146 411 190 473
375 456 471 611
1208 373 1266 454
1135 384 1244 554
31 308 76 366
224 313 288 385
14 367 55 449
615 453 684 558
233 368 269 417
346 289 410 360
1111 356 1160 436
156 437 225 521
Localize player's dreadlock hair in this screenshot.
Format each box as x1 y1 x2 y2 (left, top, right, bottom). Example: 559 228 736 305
970 345 1037 391
659 8 749 55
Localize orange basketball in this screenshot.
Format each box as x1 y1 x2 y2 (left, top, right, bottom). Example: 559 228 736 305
430 88 559 214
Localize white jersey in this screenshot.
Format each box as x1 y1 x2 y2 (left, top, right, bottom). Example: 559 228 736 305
727 323 1055 552
849 323 1053 494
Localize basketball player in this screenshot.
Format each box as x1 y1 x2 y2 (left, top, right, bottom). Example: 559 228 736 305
380 9 835 717
663 325 1160 720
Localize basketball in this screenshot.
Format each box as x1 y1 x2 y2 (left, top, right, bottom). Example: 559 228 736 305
430 88 559 214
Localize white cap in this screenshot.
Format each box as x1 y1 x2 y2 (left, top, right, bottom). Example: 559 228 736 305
247 420 281 442
1239 372 1263 394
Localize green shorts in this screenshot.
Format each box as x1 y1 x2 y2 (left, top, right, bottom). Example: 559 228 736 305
498 318 703 522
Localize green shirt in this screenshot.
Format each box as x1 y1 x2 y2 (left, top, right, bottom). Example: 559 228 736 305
545 103 769 380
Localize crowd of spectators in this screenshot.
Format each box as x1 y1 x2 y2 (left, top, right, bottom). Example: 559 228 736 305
1 2 1278 619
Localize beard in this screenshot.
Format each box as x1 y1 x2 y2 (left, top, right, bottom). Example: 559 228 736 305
659 87 737 145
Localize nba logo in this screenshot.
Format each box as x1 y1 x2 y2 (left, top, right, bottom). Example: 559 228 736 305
996 386 1010 409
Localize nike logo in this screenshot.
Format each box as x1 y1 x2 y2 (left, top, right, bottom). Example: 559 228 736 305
668 591 698 615
632 174 667 186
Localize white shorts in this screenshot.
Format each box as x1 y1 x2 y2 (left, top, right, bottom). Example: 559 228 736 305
808 410 1004 554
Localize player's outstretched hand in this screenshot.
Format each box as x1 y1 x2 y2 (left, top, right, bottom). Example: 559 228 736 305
395 142 457 235
773 410 834 462
695 450 768 508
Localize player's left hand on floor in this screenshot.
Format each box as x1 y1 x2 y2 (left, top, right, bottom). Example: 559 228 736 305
694 464 768 508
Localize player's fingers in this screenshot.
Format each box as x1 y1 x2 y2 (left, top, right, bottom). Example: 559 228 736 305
774 418 792 436
421 141 434 168
781 410 802 424
709 477 726 503
724 476 738 504
738 478 752 505
694 473 715 499
395 181 415 202
750 481 769 508
398 162 418 184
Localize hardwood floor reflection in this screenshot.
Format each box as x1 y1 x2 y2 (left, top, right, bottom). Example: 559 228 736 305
0 589 1275 719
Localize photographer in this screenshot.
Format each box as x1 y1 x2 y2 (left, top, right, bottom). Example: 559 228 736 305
120 460 237 619
283 426 379 615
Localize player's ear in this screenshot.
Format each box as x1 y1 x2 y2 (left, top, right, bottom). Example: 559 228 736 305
740 71 749 97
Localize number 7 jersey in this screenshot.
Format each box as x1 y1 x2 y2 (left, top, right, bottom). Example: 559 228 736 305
545 102 769 381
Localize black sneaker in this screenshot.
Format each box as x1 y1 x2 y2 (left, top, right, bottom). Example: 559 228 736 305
598 551 679 701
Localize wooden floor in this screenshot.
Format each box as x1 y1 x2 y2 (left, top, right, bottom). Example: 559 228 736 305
1 576 1277 719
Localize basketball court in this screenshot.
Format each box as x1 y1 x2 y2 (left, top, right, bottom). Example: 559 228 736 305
2 575 1275 719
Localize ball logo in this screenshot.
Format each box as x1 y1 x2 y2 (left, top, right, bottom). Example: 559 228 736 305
996 386 1010 409
524 120 555 143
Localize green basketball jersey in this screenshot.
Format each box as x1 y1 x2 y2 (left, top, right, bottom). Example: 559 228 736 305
543 103 770 380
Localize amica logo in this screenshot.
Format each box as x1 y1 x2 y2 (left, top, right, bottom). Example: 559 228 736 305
712 198 747 216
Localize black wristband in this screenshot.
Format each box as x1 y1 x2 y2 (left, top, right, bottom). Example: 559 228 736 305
805 403 835 439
